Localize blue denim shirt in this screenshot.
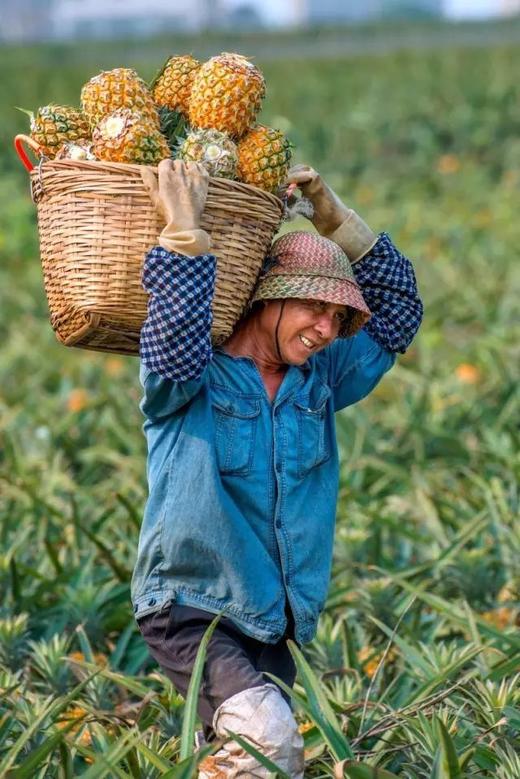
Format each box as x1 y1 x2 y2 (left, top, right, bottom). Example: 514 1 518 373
131 234 423 644
132 332 397 643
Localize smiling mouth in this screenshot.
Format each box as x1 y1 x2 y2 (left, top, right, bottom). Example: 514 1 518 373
299 335 315 350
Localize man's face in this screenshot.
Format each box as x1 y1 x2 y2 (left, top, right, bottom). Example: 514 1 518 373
260 298 348 365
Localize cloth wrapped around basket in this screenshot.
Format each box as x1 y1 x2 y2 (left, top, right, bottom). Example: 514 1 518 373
15 135 284 356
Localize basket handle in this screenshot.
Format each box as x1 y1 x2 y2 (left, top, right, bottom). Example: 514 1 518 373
14 134 43 172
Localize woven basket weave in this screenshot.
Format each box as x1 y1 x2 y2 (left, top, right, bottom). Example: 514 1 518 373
17 137 283 355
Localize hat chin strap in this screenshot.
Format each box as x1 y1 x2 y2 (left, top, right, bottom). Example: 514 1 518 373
274 299 287 364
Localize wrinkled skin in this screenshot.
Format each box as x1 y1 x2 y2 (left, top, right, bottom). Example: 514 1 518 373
225 298 347 399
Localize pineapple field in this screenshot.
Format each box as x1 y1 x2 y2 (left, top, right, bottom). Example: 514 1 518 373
1 23 519 778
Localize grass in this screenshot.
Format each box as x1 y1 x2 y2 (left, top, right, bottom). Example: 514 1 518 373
0 22 519 777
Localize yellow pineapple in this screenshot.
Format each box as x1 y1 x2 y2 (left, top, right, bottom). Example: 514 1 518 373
152 55 201 115
27 105 91 159
81 68 159 131
178 129 238 179
92 109 170 165
237 125 292 193
188 53 265 139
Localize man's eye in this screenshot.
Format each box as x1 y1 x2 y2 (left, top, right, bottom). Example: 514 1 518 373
335 311 347 322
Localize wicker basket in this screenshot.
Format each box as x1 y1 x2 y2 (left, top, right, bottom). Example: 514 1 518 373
15 135 283 355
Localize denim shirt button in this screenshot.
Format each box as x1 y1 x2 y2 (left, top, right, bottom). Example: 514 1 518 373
148 598 156 607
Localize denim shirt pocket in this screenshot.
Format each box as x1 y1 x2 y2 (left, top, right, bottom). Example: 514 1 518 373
294 383 332 478
211 386 261 476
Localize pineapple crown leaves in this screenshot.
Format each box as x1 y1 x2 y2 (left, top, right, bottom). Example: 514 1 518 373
16 106 34 121
158 107 188 152
16 106 36 129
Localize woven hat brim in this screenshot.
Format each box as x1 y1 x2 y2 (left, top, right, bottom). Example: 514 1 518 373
252 274 371 337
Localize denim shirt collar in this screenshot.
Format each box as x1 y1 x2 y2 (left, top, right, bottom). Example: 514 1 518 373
214 347 311 405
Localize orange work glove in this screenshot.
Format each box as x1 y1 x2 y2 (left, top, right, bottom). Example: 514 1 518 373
141 159 211 257
287 164 377 263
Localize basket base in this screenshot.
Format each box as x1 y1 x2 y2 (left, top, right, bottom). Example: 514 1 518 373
51 306 140 356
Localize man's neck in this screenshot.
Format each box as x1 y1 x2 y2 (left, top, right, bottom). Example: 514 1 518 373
224 316 287 378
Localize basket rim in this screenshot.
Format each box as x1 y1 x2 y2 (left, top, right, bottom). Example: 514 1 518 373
30 158 285 209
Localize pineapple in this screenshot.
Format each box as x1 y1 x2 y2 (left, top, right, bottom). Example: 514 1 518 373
55 142 96 161
27 105 91 159
188 53 265 139
237 125 292 193
92 109 170 165
152 55 201 115
81 68 159 131
178 129 238 179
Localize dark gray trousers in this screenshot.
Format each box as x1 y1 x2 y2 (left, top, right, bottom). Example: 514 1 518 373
137 604 297 739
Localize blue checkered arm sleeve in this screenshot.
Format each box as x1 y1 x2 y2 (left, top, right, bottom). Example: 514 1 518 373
139 246 217 381
353 232 423 354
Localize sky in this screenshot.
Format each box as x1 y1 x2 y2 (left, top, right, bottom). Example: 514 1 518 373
223 0 504 24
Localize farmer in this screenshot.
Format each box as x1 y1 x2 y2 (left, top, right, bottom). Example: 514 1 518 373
132 159 423 777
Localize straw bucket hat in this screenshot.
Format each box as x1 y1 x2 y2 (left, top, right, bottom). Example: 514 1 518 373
252 231 371 337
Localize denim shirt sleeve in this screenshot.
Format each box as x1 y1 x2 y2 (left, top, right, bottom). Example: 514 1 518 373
327 329 395 412
139 362 209 420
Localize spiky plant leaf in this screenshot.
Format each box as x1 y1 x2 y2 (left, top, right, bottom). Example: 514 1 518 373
7 719 78 779
429 717 463 779
225 729 290 778
75 727 144 779
338 762 400 778
287 640 354 761
179 613 221 761
162 746 215 779
0 673 99 776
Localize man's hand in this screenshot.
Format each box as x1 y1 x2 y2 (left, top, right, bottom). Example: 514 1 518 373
286 164 377 263
141 160 211 256
286 164 350 236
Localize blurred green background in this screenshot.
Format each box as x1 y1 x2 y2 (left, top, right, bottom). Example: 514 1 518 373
0 22 519 777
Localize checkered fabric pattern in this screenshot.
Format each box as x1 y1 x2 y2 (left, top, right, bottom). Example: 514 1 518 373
139 246 216 381
353 232 423 354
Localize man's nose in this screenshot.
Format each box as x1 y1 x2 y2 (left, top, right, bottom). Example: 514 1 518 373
315 314 335 340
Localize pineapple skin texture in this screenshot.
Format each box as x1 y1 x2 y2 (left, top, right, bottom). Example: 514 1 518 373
178 129 238 179
92 109 170 165
30 105 91 158
81 68 160 131
188 53 265 139
152 55 200 114
237 126 292 193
